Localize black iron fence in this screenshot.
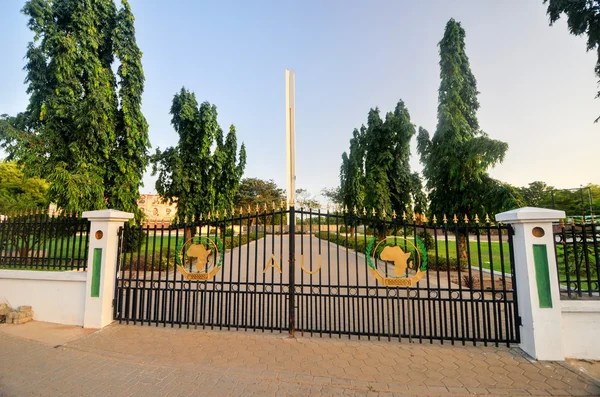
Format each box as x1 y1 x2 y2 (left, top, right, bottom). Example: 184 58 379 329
554 219 600 299
0 211 90 270
114 206 519 346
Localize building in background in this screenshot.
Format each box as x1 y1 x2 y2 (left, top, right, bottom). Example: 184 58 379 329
137 194 177 226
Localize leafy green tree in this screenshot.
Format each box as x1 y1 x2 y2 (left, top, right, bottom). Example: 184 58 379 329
0 162 48 214
417 19 509 257
151 88 246 223
340 126 366 215
410 172 428 215
386 101 417 216
234 178 284 225
363 108 392 215
2 0 149 216
519 181 549 207
321 186 343 207
543 0 600 122
107 0 150 216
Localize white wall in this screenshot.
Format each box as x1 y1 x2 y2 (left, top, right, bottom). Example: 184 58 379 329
561 300 600 360
0 270 86 326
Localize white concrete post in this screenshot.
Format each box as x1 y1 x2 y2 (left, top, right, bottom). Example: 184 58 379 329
82 210 134 329
496 207 566 360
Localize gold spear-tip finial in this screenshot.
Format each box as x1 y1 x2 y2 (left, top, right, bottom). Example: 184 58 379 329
443 214 448 224
475 214 479 224
363 207 367 216
392 210 397 219
464 214 469 223
485 214 490 224
402 211 407 221
344 204 348 213
353 205 358 215
372 208 376 217
453 214 458 224
432 215 437 224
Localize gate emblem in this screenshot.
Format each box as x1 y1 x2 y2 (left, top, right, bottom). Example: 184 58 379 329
176 236 224 281
366 236 428 286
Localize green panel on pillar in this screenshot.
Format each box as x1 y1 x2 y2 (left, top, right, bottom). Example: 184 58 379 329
91 248 102 297
533 244 552 308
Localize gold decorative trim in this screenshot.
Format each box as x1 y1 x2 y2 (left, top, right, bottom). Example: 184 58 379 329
300 255 322 275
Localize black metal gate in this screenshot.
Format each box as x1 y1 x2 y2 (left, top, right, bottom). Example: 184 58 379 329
114 205 519 345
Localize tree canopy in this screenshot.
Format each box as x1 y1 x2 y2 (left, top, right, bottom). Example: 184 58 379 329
543 0 600 122
340 100 422 218
0 162 48 214
152 88 246 222
2 0 149 216
417 19 512 219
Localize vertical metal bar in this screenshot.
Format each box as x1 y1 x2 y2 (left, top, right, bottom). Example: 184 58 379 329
580 222 592 297
486 223 499 346
507 226 520 344
289 205 296 337
475 221 488 345
454 222 465 345
592 218 600 296
571 222 582 297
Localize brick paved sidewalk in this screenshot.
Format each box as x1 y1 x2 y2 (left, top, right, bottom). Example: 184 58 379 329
1 323 599 397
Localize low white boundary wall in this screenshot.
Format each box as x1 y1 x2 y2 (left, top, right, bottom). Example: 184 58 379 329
561 300 600 360
0 270 86 326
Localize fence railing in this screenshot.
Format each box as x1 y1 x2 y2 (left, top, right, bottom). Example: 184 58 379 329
115 207 519 345
0 212 90 271
554 220 600 299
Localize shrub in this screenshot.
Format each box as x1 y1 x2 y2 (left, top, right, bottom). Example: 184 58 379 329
417 230 435 251
122 227 146 253
426 253 467 271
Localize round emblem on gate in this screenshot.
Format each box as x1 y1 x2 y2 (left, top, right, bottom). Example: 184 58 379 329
365 236 428 287
175 236 224 281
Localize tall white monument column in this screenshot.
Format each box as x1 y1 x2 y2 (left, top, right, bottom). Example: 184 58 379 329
82 209 134 329
496 207 565 360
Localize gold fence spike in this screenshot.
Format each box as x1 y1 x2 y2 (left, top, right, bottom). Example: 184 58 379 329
443 214 448 224
255 203 260 213
372 208 376 217
223 208 228 218
475 214 479 224
353 205 358 215
422 214 428 223
412 212 417 221
571 217 576 226
231 207 235 216
464 214 469 223
432 215 437 224
453 214 458 224
199 213 203 221
402 211 407 221
335 204 340 213
281 200 286 209
239 206 244 215
581 216 585 224
344 205 348 214
392 210 397 219
382 208 387 218
485 214 491 224
363 207 367 216
592 215 596 224
207 212 211 220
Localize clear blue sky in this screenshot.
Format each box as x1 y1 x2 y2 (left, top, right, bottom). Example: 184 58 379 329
0 0 598 200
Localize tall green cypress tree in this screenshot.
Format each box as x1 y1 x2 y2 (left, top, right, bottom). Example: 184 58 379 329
386 101 416 216
152 88 246 223
363 108 392 214
7 0 149 214
109 0 150 217
418 19 508 255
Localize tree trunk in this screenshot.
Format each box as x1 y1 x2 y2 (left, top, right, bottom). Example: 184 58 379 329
458 233 468 261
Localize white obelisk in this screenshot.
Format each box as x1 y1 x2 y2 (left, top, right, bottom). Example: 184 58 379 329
286 69 296 218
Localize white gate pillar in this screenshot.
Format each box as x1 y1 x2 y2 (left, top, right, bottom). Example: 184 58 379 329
82 209 134 329
496 207 565 360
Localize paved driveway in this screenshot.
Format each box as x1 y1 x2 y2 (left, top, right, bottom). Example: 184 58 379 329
1 322 598 397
